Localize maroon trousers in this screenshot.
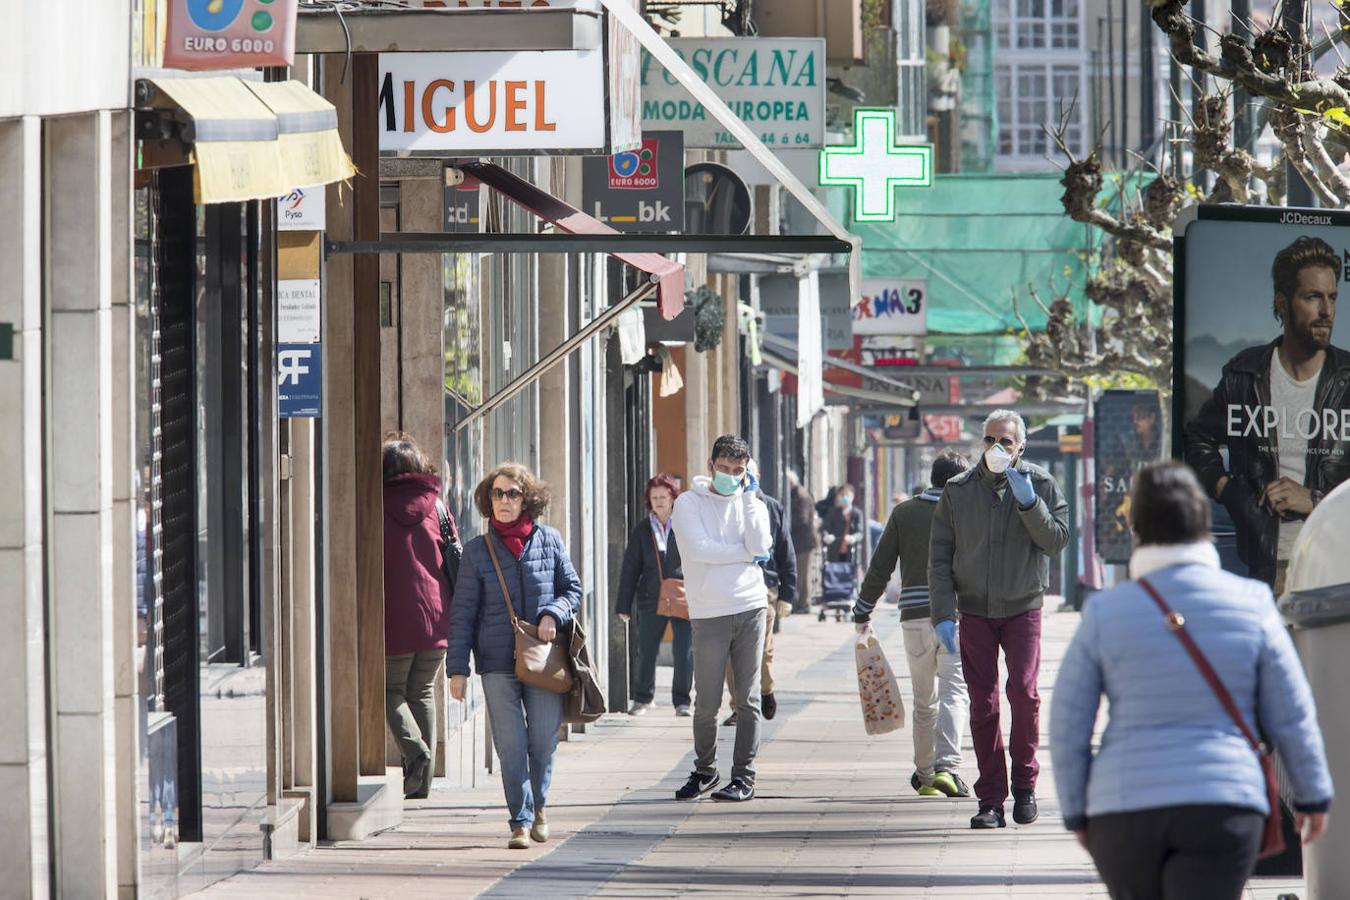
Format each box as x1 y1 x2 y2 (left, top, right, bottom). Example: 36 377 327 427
959 608 1042 808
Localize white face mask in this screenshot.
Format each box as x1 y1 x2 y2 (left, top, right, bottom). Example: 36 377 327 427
984 443 1013 474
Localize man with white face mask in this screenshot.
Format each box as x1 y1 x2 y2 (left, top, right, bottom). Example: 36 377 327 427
930 410 1070 831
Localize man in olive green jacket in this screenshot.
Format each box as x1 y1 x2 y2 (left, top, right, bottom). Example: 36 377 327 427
930 410 1070 831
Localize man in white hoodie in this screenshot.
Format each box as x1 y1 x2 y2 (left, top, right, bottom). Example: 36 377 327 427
671 434 774 803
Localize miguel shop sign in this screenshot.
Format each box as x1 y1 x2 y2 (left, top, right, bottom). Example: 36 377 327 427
639 38 825 149
378 0 642 158
164 0 297 70
1177 205 1350 592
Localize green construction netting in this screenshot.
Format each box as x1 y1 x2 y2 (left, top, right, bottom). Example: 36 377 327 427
852 172 1105 335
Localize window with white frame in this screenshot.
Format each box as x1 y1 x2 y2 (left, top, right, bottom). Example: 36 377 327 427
996 63 1084 157
994 0 1081 50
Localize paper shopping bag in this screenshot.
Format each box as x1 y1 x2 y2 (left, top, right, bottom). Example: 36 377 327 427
855 636 905 735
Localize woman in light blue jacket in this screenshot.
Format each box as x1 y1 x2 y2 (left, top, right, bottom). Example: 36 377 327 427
1050 462 1332 899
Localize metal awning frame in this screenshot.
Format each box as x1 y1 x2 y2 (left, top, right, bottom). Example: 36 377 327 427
449 278 659 433
325 233 853 256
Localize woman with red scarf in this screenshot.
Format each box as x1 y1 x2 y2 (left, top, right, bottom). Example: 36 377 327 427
447 463 581 850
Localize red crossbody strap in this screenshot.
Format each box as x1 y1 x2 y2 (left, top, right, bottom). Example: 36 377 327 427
1138 577 1264 754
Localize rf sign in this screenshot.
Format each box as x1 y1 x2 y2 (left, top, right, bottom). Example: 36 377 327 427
853 278 928 337
278 344 322 418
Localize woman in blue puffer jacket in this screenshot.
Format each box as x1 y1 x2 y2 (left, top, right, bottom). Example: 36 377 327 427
448 462 581 851
1051 461 1333 899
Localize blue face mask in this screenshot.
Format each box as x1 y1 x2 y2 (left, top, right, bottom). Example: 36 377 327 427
838 495 853 509
712 471 742 496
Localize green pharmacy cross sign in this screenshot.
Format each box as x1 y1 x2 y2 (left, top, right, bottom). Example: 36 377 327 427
818 109 933 222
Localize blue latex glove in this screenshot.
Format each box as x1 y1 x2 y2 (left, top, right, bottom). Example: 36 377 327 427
1005 465 1036 509
752 554 771 564
745 471 761 494
935 620 958 654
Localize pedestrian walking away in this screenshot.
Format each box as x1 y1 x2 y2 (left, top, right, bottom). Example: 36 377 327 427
930 409 1070 830
382 433 456 801
787 470 820 614
447 463 582 849
670 434 774 804
725 458 796 725
1051 462 1333 899
854 448 971 800
616 474 693 717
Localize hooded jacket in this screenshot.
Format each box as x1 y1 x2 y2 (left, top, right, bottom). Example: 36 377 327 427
383 473 452 656
670 477 774 619
929 458 1070 622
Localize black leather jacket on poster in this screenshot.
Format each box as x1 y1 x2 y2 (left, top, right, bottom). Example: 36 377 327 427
1185 338 1350 582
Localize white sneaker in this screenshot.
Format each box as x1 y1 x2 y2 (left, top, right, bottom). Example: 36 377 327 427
674 705 691 717
628 701 653 716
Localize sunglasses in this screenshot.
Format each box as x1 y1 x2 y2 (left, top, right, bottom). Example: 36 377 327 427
983 435 1017 450
491 488 525 502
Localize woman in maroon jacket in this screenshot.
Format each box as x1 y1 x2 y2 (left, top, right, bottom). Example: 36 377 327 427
383 432 456 799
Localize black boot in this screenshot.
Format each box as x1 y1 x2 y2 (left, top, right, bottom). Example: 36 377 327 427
970 805 1006 829
1012 788 1039 825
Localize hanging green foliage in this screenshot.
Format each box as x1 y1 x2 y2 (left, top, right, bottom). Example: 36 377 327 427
688 286 725 353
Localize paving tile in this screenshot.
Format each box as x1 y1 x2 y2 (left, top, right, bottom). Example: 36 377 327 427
192 608 1306 899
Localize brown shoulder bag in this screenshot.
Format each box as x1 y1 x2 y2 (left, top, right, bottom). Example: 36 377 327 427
1138 577 1285 859
485 535 574 695
652 530 688 620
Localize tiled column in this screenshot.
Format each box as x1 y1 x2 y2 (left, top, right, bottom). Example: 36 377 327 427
45 110 119 899
107 111 139 899
0 115 51 900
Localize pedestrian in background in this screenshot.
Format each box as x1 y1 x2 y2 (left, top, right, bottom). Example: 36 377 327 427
382 433 455 801
787 470 819 614
725 459 796 725
823 483 864 566
854 449 971 800
617 474 693 717
1051 462 1332 899
447 463 581 850
671 435 774 803
931 409 1070 830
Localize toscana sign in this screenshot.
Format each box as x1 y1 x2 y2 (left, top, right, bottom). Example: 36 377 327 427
639 38 825 149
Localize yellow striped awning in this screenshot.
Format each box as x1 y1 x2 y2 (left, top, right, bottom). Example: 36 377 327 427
143 76 354 205
244 80 356 192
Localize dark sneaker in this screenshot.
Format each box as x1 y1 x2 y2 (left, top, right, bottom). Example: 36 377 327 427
403 752 430 799
970 805 1006 829
722 712 738 727
762 693 777 720
1012 788 1039 825
932 770 971 798
675 771 721 801
711 776 755 802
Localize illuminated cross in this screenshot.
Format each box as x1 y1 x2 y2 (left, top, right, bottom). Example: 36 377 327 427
818 108 933 222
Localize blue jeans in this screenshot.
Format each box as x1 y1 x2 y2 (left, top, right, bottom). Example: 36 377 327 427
633 609 692 707
481 672 566 829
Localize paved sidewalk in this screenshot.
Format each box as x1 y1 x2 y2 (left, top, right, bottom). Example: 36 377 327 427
196 607 1304 899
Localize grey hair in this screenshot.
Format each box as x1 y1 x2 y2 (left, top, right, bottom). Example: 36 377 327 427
983 409 1027 442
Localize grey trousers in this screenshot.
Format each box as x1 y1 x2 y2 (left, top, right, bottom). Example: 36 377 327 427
385 650 446 766
692 608 767 783
901 620 968 781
